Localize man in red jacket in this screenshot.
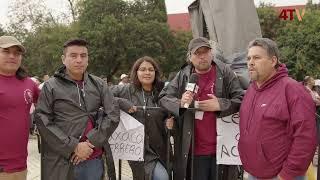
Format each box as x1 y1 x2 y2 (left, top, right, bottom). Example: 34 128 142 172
238 38 317 180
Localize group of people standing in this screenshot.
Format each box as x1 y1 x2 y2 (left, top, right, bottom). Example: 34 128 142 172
0 34 318 180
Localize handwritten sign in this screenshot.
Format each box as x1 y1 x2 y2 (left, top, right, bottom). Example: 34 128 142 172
108 110 144 161
216 113 241 165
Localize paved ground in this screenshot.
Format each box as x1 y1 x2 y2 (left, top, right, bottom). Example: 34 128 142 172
26 136 40 180
26 136 318 180
26 136 133 180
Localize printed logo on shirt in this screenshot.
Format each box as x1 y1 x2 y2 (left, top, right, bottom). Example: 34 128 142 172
210 83 215 94
24 89 33 104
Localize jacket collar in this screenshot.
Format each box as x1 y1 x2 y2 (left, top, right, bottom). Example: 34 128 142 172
54 65 89 83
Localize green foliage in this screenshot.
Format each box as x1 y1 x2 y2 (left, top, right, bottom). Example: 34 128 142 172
4 0 318 82
0 0 192 82
256 3 284 39
0 26 5 36
22 24 79 76
3 0 190 80
277 8 320 80
77 0 189 79
257 3 320 80
162 31 192 76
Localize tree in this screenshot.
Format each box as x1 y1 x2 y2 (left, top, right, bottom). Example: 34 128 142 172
5 0 81 76
6 0 78 39
22 24 79 76
0 26 5 36
6 0 57 39
161 31 192 76
6 0 191 79
77 0 188 79
66 0 79 22
256 3 284 40
256 3 320 80
276 8 320 80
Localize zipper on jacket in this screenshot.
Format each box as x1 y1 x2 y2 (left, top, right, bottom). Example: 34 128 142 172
75 81 91 141
76 84 82 107
82 81 85 97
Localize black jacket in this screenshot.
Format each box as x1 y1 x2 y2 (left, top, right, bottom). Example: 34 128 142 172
35 66 120 180
159 59 244 180
112 84 171 180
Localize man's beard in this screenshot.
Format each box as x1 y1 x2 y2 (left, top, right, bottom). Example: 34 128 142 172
249 71 259 81
195 62 211 72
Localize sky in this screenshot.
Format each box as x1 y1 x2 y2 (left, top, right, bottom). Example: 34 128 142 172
0 0 69 27
0 0 318 27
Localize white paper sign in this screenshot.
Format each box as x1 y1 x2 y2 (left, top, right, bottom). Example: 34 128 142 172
108 110 144 161
216 113 241 165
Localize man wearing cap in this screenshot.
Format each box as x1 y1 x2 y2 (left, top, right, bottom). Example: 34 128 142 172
35 38 120 180
118 73 129 85
159 37 244 180
0 35 40 180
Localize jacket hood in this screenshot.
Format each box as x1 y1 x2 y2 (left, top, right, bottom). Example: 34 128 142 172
54 66 89 83
253 64 288 91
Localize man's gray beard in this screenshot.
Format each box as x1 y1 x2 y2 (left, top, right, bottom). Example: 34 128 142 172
196 64 211 72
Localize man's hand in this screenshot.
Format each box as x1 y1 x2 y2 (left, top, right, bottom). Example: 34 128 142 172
70 153 82 165
198 94 221 112
180 91 194 108
71 141 94 165
128 106 137 113
277 175 284 180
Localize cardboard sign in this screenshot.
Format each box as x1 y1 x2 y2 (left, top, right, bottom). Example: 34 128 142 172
109 110 144 161
216 113 241 165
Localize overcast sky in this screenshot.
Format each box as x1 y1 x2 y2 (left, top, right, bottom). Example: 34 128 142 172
0 0 317 27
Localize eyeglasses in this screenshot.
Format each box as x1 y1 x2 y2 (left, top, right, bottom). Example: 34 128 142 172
138 68 155 72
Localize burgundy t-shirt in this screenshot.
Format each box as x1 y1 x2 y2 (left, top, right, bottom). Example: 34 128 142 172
80 119 104 160
75 81 103 160
0 75 39 172
194 66 217 155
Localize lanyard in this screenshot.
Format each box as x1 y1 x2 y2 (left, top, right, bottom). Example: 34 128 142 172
142 89 158 107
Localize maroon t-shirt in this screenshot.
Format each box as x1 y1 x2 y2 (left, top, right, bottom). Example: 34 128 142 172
75 81 103 159
194 66 217 155
0 75 39 172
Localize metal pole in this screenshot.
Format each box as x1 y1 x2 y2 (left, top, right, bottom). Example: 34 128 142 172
118 159 122 180
167 130 172 179
317 112 320 180
317 145 319 180
191 115 195 180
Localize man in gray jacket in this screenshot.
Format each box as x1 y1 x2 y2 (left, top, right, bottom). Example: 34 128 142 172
35 39 120 180
159 37 244 180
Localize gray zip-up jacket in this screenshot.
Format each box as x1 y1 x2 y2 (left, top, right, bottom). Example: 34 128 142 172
35 66 120 180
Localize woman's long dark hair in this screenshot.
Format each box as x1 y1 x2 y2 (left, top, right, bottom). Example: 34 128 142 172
130 56 164 93
16 66 28 80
